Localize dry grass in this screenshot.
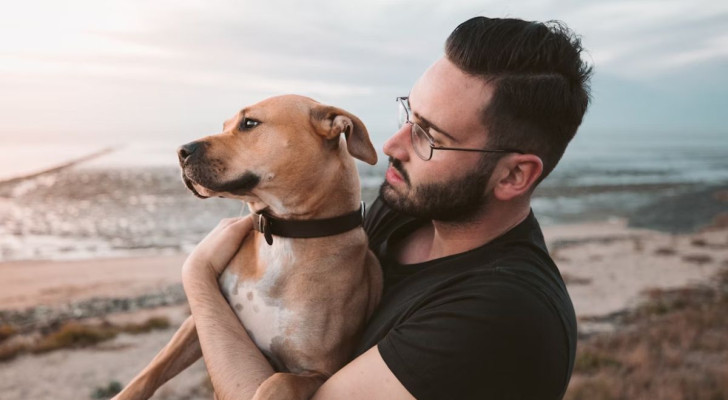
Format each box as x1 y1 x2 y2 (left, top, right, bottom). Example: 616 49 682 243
0 324 17 342
0 316 170 361
33 322 118 353
0 341 27 361
91 380 123 399
120 316 170 334
565 269 728 400
562 273 592 286
703 213 728 232
682 253 714 265
654 247 677 256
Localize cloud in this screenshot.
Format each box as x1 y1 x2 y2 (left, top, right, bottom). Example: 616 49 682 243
660 33 728 68
0 0 726 144
4 0 727 79
563 0 728 79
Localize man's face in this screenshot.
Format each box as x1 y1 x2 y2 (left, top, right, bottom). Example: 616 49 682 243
380 57 498 222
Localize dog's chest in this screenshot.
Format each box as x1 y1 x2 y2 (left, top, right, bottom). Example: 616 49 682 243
218 239 298 356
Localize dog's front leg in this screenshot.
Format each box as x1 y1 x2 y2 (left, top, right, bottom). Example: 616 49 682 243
113 315 202 400
252 372 328 400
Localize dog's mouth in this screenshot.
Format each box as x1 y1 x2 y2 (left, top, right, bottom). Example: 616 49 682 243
181 173 210 199
208 172 261 195
181 169 262 199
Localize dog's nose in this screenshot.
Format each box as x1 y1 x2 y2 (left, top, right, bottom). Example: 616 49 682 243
178 141 201 163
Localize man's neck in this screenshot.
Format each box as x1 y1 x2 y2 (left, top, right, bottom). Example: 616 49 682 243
395 200 531 265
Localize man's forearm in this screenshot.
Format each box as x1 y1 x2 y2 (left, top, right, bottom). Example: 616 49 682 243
183 268 275 400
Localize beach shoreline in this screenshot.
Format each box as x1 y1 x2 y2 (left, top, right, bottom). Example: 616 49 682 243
0 148 116 186
1 219 726 325
2 219 726 327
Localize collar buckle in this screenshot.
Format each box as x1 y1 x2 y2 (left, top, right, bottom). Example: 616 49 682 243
256 213 274 245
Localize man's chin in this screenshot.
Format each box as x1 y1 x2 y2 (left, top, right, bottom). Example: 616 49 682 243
379 181 396 203
379 182 413 213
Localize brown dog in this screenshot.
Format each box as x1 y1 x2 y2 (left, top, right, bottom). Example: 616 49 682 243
114 95 382 399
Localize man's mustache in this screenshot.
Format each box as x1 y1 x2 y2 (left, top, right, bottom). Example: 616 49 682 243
389 157 410 185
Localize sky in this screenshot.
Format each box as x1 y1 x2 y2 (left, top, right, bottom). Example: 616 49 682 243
1 0 727 151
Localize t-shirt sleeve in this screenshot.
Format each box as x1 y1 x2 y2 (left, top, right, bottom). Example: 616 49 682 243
376 276 569 400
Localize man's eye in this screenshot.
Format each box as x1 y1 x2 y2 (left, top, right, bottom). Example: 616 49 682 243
240 118 260 130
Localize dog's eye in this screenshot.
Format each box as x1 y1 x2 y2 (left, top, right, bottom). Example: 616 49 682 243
241 118 260 130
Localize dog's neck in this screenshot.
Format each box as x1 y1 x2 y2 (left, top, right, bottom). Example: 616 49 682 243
245 154 361 220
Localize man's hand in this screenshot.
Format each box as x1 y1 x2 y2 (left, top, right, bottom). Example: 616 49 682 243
182 216 254 281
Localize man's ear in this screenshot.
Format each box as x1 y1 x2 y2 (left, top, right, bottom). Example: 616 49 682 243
493 154 543 201
310 104 378 165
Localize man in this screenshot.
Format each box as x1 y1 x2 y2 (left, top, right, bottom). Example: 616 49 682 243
183 16 591 399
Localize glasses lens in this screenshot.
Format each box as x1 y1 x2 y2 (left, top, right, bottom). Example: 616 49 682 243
397 99 408 129
410 124 432 161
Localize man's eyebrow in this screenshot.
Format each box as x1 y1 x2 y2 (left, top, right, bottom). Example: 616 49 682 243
412 111 458 142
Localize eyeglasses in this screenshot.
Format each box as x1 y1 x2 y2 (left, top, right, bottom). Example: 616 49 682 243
397 96 523 161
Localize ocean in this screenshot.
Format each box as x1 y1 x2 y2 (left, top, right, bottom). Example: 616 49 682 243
1 130 727 262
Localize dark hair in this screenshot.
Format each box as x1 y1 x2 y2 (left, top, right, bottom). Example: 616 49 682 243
445 17 592 185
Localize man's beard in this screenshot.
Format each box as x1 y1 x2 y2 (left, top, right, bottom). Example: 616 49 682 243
380 155 498 223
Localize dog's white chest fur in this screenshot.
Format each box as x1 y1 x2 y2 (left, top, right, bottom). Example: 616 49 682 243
218 238 296 356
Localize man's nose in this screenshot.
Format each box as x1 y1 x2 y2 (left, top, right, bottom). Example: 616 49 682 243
383 123 411 161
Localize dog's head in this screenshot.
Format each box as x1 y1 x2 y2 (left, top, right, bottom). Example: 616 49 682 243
178 95 377 210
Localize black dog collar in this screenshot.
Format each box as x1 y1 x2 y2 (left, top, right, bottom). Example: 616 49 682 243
252 202 366 245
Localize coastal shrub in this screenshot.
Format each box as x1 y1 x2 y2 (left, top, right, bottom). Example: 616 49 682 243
573 350 621 373
633 285 715 319
91 380 122 399
0 341 26 361
29 316 171 355
566 376 618 400
122 316 170 333
562 273 592 286
565 269 728 399
0 316 173 362
0 324 17 342
33 322 117 353
682 253 713 265
654 247 677 256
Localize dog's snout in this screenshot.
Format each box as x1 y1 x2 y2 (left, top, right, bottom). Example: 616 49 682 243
178 141 202 163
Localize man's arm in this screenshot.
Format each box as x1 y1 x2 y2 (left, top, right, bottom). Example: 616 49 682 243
313 346 415 399
183 263 275 400
182 217 275 399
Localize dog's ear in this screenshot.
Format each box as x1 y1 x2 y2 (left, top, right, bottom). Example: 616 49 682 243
310 105 378 165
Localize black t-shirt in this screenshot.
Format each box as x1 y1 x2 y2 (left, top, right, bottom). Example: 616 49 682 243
355 198 577 400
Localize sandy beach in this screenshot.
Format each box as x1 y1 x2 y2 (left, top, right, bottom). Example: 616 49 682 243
1 219 726 399
0 255 186 310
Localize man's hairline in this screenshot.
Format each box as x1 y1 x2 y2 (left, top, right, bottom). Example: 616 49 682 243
409 59 496 145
